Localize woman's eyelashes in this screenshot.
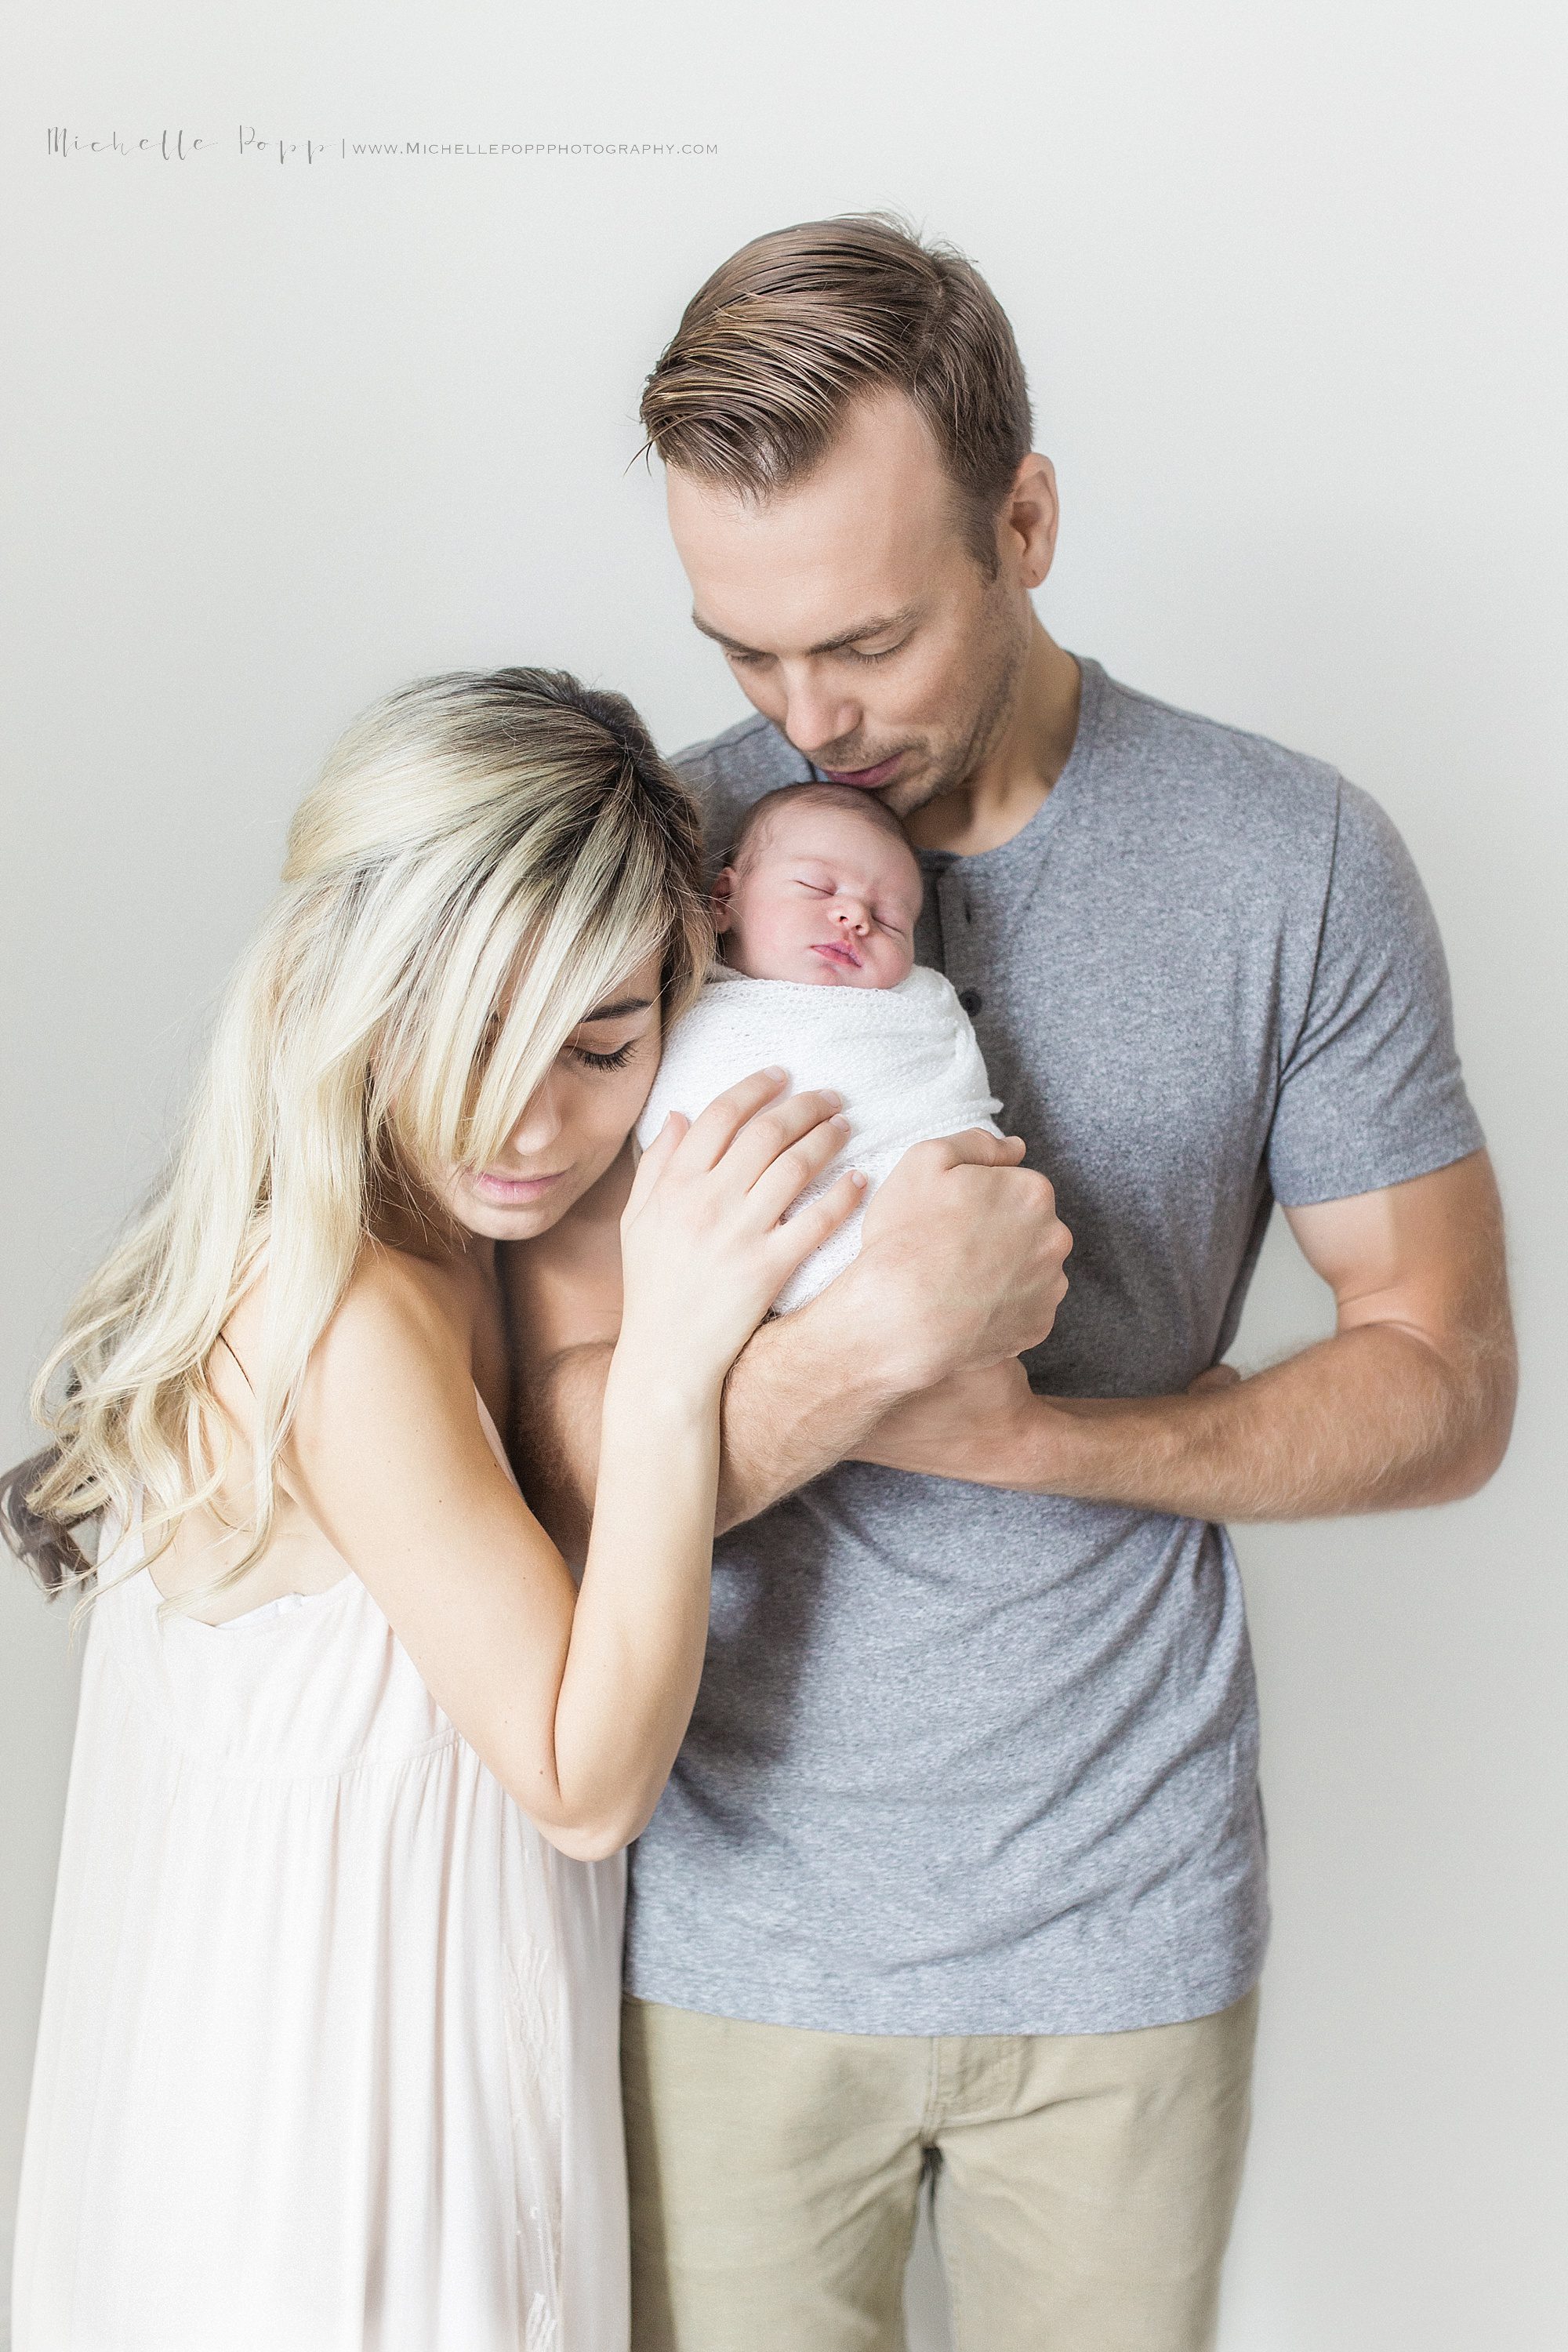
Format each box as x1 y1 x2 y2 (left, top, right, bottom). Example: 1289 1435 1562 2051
566 1036 641 1073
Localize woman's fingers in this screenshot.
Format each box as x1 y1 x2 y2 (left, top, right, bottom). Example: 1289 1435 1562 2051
770 1167 868 1272
622 1112 688 1226
745 1110 853 1229
674 1068 791 1171
713 1087 847 1196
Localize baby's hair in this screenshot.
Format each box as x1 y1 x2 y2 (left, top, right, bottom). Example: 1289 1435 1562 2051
723 780 920 880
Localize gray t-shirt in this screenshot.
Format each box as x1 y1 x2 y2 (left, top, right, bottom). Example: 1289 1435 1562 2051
624 655 1483 2036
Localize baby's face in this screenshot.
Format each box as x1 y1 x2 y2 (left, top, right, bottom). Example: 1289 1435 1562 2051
715 802 922 989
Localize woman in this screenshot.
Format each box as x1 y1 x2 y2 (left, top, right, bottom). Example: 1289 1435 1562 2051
2 667 862 2350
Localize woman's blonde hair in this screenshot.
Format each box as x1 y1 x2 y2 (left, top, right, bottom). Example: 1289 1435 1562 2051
2 667 712 1610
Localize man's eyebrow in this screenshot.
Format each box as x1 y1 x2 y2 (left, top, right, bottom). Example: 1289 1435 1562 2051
576 995 655 1023
691 605 920 659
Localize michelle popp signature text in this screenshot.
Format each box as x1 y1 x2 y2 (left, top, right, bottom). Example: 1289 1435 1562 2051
43 126 718 165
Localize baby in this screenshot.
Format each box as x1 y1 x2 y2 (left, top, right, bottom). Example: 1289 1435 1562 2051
637 782 1004 1312
711 779 924 990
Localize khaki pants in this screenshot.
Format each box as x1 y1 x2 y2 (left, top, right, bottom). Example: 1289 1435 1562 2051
622 1984 1259 2352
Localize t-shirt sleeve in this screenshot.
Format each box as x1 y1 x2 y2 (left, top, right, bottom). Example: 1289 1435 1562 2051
672 720 817 872
670 743 734 869
1267 779 1485 1207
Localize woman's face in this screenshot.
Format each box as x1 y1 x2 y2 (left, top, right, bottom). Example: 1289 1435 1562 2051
439 950 666 1243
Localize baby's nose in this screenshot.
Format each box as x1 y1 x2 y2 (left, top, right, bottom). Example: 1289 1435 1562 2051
833 898 871 932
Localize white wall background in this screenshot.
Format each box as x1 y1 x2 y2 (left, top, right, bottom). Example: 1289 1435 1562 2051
3 4 1564 2344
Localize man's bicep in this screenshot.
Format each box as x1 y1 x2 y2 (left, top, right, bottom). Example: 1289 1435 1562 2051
1282 1149 1506 1339
500 1215 625 1373
1268 782 1485 1208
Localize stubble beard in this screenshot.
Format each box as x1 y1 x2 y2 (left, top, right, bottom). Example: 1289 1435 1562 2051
876 585 1033 824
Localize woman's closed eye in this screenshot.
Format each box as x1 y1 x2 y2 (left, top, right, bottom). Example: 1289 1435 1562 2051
566 1036 641 1073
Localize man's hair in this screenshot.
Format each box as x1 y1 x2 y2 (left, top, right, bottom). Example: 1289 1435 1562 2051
723 781 920 885
640 213 1033 575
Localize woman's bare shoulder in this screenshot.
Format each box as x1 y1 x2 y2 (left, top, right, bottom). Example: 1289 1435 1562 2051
315 1242 479 1396
217 1241 475 1417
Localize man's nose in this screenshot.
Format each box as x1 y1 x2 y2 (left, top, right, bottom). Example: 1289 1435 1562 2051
781 670 861 758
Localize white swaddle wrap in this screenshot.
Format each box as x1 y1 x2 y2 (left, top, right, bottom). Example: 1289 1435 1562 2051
637 960 1005 1314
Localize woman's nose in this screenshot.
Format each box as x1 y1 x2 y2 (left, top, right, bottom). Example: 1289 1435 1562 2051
506 1079 565 1156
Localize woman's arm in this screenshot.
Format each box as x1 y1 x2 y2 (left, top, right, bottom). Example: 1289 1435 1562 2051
285 1074 862 1859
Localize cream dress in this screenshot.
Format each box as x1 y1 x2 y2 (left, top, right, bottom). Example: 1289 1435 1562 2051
11 1395 629 2352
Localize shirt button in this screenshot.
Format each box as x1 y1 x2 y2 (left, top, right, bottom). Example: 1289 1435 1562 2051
957 987 984 1016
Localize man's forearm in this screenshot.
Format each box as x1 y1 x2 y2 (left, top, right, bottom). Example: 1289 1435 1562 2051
868 1320 1514 1522
713 1305 909 1533
514 1298 913 1558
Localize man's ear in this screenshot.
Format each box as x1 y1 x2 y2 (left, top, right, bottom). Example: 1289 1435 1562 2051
710 866 738 934
1004 452 1060 592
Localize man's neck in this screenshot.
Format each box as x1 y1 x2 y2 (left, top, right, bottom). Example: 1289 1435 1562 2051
904 622 1081 857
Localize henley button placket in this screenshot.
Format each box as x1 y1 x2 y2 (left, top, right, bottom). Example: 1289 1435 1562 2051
936 867 982 1010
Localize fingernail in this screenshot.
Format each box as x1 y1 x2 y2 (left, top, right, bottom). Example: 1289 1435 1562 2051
764 1065 787 1080
830 1112 851 1131
819 1088 844 1109
850 1169 869 1187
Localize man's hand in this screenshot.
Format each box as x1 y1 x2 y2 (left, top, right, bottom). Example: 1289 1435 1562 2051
707 1128 1069 1528
847 1358 1038 1486
851 1151 1517 1522
851 1131 1073 1388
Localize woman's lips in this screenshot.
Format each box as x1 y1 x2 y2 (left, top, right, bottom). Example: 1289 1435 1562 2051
470 1169 564 1204
818 751 904 789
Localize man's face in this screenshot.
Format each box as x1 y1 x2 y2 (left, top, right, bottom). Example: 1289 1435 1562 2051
666 387 1036 822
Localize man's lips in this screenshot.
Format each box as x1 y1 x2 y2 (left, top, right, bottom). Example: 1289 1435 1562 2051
470 1169 564 1204
809 940 862 969
818 751 904 789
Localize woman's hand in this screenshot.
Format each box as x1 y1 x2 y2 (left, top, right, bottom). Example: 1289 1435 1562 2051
618 1069 865 1389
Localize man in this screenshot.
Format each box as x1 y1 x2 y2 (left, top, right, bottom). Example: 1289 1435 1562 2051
506 216 1516 2350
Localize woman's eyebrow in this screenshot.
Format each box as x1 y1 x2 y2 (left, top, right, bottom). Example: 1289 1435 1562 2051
578 995 655 1023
